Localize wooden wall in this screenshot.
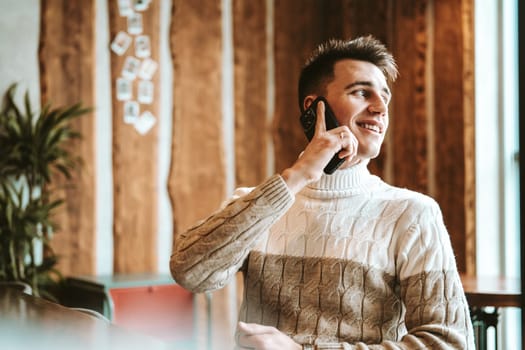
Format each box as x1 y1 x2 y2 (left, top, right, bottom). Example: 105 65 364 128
107 0 160 273
271 0 475 274
39 0 97 275
39 0 475 347
233 0 269 186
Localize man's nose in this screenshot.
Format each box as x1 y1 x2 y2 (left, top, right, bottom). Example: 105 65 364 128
368 94 387 115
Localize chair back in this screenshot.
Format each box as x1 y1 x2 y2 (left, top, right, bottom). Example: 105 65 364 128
0 281 33 295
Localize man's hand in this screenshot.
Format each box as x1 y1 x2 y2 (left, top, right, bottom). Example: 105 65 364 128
235 321 302 350
282 100 359 194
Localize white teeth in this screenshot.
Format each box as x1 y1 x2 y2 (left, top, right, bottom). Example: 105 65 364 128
360 123 380 133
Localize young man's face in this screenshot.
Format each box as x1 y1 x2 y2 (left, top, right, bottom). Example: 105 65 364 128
322 59 391 166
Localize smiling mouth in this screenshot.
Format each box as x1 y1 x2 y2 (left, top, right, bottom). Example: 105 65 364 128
357 122 382 134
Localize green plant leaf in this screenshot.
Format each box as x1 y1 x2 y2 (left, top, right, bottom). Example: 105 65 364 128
0 83 89 300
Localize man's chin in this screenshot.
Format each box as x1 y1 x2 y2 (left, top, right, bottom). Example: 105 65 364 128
357 146 381 160
339 157 363 170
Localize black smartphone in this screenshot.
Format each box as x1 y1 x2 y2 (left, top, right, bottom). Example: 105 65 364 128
299 96 345 174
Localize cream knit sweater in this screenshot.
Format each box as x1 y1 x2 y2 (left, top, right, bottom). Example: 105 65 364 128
170 162 475 349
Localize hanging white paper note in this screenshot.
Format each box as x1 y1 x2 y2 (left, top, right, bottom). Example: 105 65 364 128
138 58 158 80
135 35 151 58
118 0 134 17
134 110 157 135
137 80 154 104
116 78 133 101
110 31 132 56
133 0 150 11
123 101 140 124
127 12 143 35
122 56 141 80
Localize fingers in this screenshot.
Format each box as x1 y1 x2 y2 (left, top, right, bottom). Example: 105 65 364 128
337 129 358 159
235 322 302 350
237 321 276 338
235 322 278 349
311 101 355 158
314 100 327 135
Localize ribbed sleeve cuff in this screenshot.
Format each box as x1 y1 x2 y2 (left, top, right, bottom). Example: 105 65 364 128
248 174 294 213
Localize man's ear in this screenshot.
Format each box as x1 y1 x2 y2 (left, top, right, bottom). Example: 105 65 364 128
303 95 317 111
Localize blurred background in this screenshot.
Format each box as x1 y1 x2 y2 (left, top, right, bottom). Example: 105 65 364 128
0 0 520 349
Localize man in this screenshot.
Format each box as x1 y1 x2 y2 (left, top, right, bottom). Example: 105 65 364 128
170 36 475 349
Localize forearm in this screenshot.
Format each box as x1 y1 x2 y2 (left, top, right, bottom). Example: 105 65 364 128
170 175 294 293
304 311 471 350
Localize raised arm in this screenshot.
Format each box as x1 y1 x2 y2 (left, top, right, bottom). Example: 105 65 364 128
170 175 294 293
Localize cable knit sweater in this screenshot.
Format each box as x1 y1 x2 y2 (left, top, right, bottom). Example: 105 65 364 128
170 162 475 349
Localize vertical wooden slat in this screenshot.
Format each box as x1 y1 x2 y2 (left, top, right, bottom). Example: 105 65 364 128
273 0 340 173
339 0 393 179
272 0 475 275
39 0 96 276
390 0 429 192
273 0 393 175
461 0 476 275
168 2 226 350
168 1 225 234
108 0 160 273
432 0 475 274
233 0 268 187
339 0 392 43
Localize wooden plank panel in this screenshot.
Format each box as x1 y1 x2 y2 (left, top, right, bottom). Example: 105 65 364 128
432 0 475 274
339 0 393 179
38 0 96 275
233 0 268 187
168 2 226 350
339 0 392 50
168 1 225 237
460 0 476 275
108 0 160 273
273 0 342 173
390 0 429 192
273 0 393 175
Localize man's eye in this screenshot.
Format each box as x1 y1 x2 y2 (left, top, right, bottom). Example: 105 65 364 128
353 89 367 97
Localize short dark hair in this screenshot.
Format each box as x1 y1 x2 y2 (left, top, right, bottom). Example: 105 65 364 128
298 35 398 111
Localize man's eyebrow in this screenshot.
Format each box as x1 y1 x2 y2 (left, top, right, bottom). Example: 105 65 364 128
345 81 391 97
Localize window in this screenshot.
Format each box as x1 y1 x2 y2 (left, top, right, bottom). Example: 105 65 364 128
475 0 520 348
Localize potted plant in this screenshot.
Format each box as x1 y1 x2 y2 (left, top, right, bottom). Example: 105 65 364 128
0 83 90 299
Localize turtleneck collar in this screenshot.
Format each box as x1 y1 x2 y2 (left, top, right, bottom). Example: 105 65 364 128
300 160 382 198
